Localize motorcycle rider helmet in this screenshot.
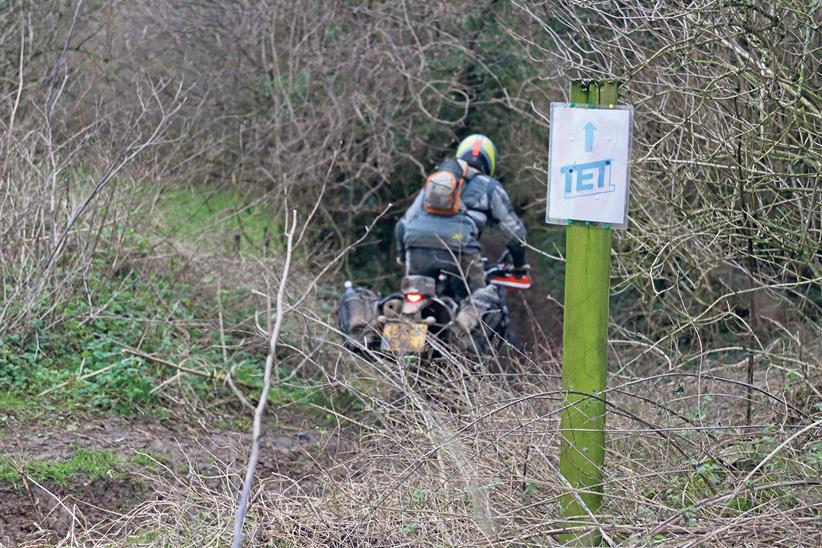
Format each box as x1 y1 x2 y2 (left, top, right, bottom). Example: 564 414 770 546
456 134 497 177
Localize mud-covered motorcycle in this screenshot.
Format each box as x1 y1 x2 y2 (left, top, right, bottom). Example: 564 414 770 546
336 252 531 360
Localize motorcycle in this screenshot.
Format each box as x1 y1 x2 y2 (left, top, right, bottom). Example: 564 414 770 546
337 252 531 359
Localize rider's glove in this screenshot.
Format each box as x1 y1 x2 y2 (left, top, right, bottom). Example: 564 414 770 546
396 256 404 267
509 244 527 269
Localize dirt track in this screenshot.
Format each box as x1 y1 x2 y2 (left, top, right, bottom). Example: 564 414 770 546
483 236 564 354
0 412 346 546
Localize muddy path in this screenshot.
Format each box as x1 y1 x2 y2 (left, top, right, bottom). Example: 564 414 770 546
0 411 350 546
482 236 564 354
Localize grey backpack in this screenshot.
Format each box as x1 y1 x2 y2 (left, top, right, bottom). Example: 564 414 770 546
423 158 469 216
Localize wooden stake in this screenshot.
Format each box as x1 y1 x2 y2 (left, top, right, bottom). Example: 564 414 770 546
558 80 618 546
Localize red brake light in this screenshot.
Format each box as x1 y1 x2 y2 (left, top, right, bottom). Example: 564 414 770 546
405 292 424 303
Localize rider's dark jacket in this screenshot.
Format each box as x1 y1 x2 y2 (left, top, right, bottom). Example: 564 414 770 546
395 167 527 260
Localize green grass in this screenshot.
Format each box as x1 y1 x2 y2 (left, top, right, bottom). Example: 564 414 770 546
126 530 166 545
0 262 270 415
157 186 282 254
0 392 45 418
0 456 20 487
1 272 208 414
131 451 171 472
126 530 162 545
24 449 123 485
0 449 182 489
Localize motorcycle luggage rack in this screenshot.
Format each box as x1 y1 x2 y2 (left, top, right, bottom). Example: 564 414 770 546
401 275 436 297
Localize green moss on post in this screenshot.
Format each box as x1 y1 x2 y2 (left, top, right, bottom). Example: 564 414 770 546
558 80 617 546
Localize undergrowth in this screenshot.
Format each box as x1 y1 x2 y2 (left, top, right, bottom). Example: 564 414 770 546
2 268 231 414
0 258 349 420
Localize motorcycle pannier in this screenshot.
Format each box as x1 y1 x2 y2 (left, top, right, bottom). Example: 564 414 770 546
423 158 469 216
454 285 505 350
336 286 379 347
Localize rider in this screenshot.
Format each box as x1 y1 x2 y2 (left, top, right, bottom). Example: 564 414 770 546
395 134 528 295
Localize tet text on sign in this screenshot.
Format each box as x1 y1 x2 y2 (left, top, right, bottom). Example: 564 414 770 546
546 103 633 229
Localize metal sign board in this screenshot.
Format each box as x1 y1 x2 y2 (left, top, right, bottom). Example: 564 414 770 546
546 103 633 229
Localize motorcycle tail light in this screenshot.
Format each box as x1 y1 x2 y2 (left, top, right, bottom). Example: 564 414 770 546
405 292 424 303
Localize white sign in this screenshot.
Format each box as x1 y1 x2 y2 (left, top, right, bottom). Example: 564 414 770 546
546 103 633 229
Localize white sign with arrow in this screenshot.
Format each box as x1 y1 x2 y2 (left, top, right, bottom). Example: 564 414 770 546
546 102 633 229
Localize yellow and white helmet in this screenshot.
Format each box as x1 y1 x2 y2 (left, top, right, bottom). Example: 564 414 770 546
456 134 498 177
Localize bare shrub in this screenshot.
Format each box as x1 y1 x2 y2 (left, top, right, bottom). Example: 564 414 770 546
69 0 546 270
510 1 820 413
0 3 188 335
2 1 819 546
65 338 819 546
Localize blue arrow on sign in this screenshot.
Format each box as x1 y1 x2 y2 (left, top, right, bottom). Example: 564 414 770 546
583 121 596 152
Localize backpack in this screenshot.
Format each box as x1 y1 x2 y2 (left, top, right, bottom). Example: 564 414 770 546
423 158 469 216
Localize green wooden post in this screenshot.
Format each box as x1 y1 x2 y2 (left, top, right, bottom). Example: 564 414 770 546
558 80 618 546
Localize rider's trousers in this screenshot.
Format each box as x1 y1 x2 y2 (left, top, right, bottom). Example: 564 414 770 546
404 247 486 295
